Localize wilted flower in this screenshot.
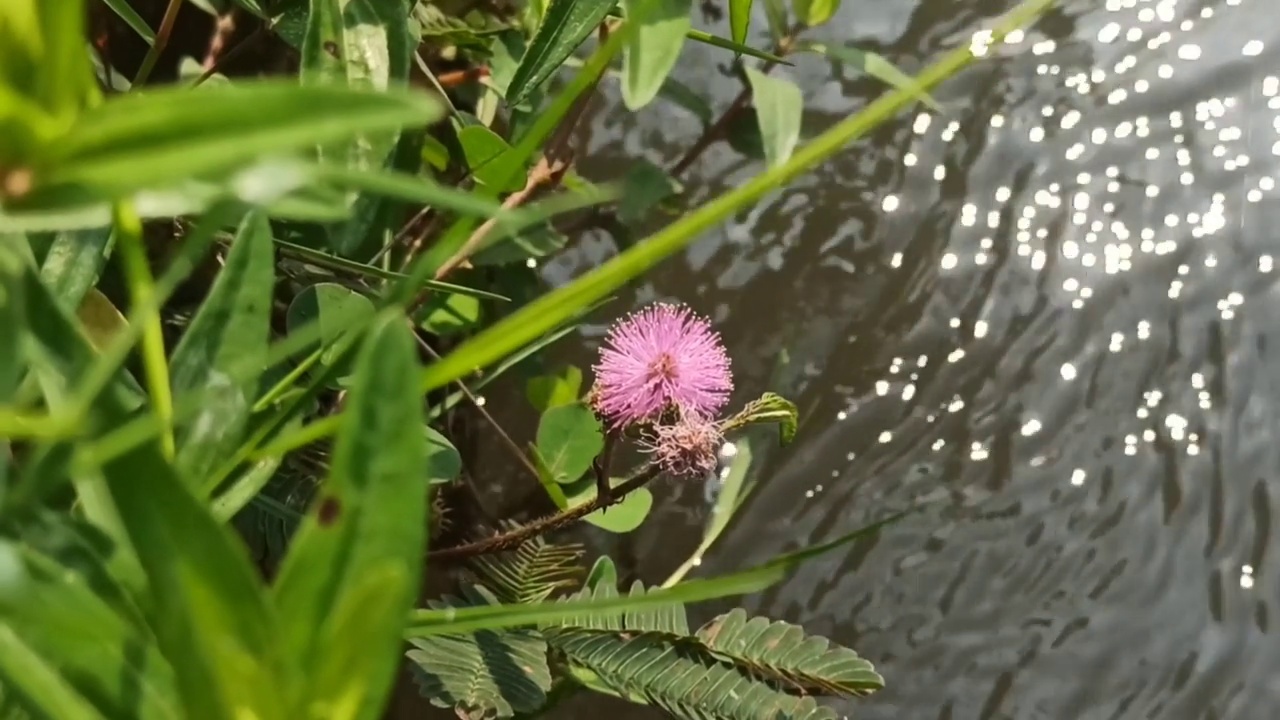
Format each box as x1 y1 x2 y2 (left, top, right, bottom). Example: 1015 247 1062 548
643 415 724 479
591 303 733 427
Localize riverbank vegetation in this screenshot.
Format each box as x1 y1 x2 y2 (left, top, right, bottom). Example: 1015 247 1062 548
0 0 1050 717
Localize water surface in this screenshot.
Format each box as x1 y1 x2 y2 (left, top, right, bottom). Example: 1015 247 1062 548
552 0 1280 716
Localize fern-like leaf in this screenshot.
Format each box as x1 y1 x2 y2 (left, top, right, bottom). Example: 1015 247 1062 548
550 629 837 720
466 529 584 604
695 609 883 697
407 586 553 718
545 579 688 634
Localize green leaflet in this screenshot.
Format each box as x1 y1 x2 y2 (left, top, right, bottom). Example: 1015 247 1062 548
170 212 274 489
696 609 883 696
621 0 692 109
506 0 618 104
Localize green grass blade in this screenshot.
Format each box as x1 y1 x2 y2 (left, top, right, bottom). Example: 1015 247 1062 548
99 438 281 720
272 311 428 720
0 623 107 720
35 82 441 200
406 511 907 636
100 0 156 44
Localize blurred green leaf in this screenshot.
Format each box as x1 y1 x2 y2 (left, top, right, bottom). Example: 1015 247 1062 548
618 159 682 223
74 288 127 353
301 0 412 192
98 437 280 720
744 67 802 168
458 126 524 192
800 41 940 111
526 365 583 412
584 555 618 590
470 222 568 266
424 426 461 485
0 542 180 720
730 0 752 52
725 109 765 160
421 292 481 336
664 438 752 587
29 82 440 203
285 283 376 388
407 623 551 717
34 227 113 313
506 0 618 104
100 0 156 44
171 213 274 489
621 0 692 110
272 311 428 720
761 0 787 41
720 391 798 444
656 77 713 125
535 402 604 484
0 623 106 720
0 242 25 404
792 0 838 27
563 476 653 533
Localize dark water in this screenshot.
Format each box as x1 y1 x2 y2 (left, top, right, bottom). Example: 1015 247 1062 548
545 0 1280 717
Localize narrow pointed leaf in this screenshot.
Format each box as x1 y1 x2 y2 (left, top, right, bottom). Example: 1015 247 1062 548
744 67 802 168
171 212 274 488
101 0 156 44
272 311 428 720
99 438 281 720
0 542 181 720
684 29 789 63
34 82 440 199
729 0 752 51
621 0 692 109
35 227 114 312
506 0 618 104
0 624 106 720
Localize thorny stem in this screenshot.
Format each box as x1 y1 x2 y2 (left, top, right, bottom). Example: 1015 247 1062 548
427 464 662 560
133 0 184 86
201 8 238 70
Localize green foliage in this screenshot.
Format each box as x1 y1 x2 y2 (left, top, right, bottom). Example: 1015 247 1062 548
535 402 604 484
0 0 1055 717
744 68 803 169
622 0 693 109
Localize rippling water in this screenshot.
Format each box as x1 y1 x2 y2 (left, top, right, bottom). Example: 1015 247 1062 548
548 0 1280 717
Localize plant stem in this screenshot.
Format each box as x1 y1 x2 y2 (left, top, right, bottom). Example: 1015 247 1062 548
133 0 184 86
427 465 661 560
112 202 174 458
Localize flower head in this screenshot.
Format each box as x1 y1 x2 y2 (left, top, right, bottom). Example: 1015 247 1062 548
591 303 733 427
643 415 724 478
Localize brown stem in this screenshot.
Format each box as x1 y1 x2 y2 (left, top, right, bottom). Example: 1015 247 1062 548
668 34 796 177
133 0 184 86
193 26 266 86
202 8 238 70
427 465 661 560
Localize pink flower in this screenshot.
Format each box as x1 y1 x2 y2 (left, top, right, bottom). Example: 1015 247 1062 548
592 303 733 427
643 415 723 478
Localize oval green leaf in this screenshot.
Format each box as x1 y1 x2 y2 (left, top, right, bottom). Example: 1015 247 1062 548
286 282 376 388
534 402 603 485
621 0 693 110
425 426 462 485
744 67 802 168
